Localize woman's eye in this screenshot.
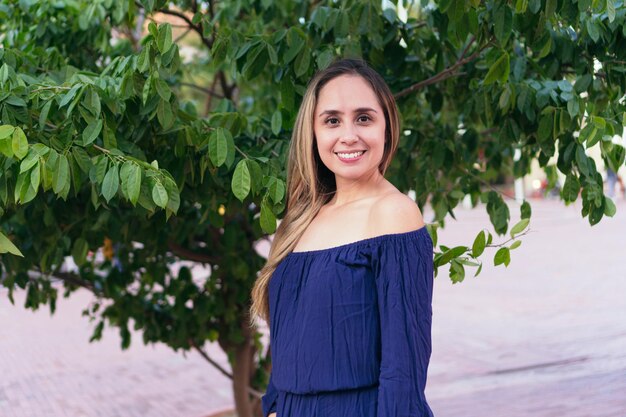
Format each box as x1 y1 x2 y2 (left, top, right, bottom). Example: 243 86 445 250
325 117 340 125
357 115 371 123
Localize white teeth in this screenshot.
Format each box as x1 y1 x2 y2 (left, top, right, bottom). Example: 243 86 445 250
336 151 364 159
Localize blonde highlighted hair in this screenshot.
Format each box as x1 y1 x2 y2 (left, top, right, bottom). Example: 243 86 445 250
248 58 401 326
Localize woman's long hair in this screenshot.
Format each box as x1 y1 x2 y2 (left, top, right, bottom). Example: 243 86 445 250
248 58 401 326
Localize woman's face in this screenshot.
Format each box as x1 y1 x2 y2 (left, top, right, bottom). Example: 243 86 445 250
313 74 386 182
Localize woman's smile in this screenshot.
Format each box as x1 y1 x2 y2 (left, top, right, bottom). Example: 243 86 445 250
335 150 367 162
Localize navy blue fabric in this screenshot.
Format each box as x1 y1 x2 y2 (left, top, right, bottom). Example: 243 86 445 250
261 225 434 417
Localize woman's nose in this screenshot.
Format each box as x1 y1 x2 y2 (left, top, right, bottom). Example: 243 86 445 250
340 126 358 142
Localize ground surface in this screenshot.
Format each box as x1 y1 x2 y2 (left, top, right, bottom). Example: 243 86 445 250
1 198 625 417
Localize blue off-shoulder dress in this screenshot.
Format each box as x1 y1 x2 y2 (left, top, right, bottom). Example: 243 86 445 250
261 225 435 417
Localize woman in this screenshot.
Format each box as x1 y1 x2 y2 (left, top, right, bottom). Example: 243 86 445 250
250 58 435 417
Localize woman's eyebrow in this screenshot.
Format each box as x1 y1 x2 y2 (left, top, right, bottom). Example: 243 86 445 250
318 107 378 117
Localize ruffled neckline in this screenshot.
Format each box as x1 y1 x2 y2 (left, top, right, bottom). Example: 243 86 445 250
287 225 429 257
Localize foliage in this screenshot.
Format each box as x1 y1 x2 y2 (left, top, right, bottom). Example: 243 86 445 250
1 0 625 415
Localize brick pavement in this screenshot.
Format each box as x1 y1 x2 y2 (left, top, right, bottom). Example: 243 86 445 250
1 198 625 417
0 289 235 417
425 198 626 417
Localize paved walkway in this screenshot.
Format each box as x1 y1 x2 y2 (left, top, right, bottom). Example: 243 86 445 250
1 199 625 417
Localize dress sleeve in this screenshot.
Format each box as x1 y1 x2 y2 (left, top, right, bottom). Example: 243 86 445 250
261 369 278 417
373 232 435 417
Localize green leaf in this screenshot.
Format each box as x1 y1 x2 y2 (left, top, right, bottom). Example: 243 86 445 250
561 174 580 202
209 128 229 167
82 119 103 146
0 125 15 139
494 247 511 266
567 98 579 118
438 245 468 266
537 114 553 142
71 147 92 173
509 240 522 250
473 262 483 277
294 48 311 77
538 32 552 58
101 163 119 203
20 151 39 173
280 77 295 110
0 232 24 257
494 5 513 46
0 63 9 84
142 73 152 104
333 10 349 38
604 196 616 217
30 162 40 191
509 218 529 238
128 164 141 206
544 0 557 16
585 126 600 148
575 145 590 177
267 43 278 65
269 177 285 203
449 259 466 283
0 138 13 158
154 78 171 101
148 22 158 39
12 127 28 160
283 29 305 64
157 100 174 130
316 49 334 70
471 230 486 257
137 44 151 73
163 177 179 216
586 19 600 43
59 84 81 108
484 52 510 85
607 0 615 23
72 238 89 266
231 159 251 202
157 23 173 54
591 115 606 129
39 100 52 130
260 198 276 233
521 200 532 219
82 87 101 116
152 180 168 208
53 154 70 195
271 109 282 135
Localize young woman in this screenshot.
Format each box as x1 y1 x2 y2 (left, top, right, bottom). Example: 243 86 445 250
250 58 435 417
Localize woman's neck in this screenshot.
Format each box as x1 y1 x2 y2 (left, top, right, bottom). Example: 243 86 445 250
329 170 387 207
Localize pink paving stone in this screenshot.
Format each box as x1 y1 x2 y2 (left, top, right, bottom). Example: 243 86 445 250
1 198 625 417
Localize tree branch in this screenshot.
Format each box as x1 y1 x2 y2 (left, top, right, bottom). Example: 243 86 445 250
459 165 519 202
36 269 100 294
189 339 264 399
167 240 219 263
174 27 193 43
395 36 495 99
135 2 214 50
180 81 224 99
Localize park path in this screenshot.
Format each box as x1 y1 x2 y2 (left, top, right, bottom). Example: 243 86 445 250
1 198 625 417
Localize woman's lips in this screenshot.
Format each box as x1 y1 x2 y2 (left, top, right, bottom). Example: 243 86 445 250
335 150 366 163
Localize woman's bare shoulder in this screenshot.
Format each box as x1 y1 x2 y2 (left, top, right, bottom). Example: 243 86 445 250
368 191 425 236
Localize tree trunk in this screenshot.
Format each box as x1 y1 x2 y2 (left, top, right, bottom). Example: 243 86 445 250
226 317 264 417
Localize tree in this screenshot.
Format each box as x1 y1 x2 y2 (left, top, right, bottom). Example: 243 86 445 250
1 0 625 415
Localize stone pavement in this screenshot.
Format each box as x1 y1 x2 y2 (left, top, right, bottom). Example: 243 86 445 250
1 198 625 417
